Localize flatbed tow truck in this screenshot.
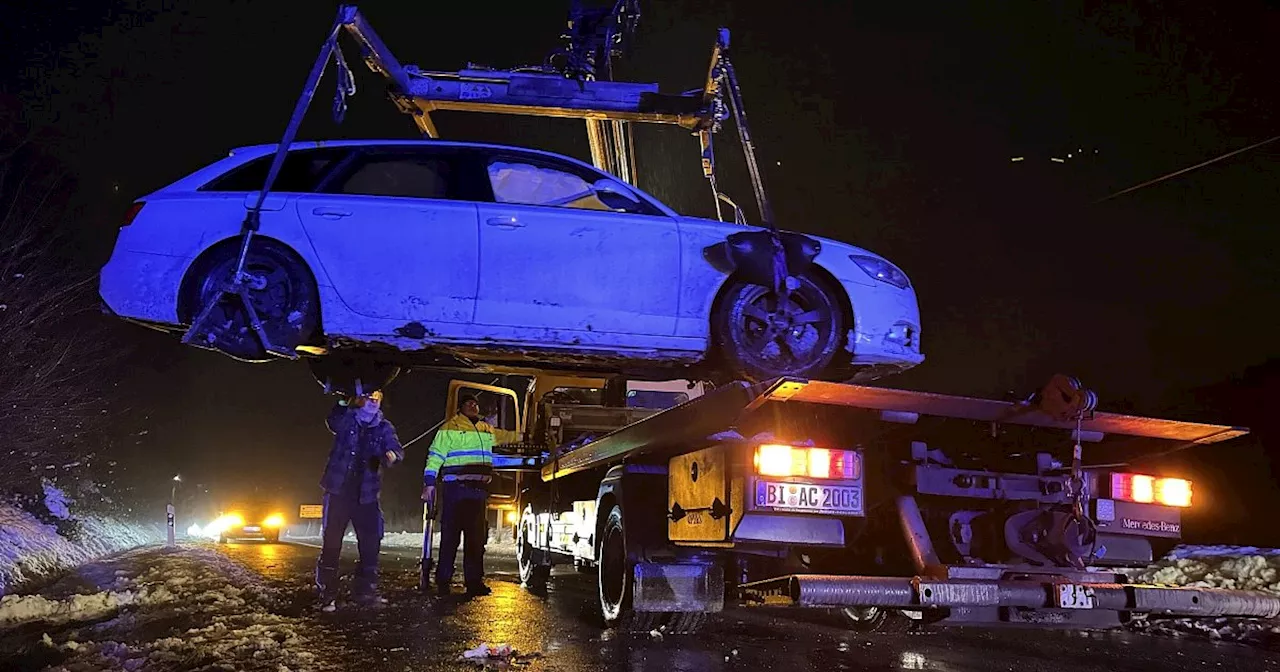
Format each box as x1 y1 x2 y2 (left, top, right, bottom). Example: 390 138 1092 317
178 3 1280 634
446 370 1280 633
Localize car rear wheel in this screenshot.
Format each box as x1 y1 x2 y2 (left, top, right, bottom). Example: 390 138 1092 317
712 274 845 381
181 240 319 363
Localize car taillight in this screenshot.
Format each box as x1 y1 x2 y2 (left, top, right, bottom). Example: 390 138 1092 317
754 444 859 479
1111 473 1192 508
122 202 145 227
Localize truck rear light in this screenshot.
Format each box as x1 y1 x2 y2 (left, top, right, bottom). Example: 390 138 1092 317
1111 473 1192 508
754 444 858 479
122 202 145 227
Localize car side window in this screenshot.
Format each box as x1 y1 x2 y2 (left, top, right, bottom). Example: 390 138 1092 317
328 152 458 200
484 156 661 216
200 148 350 192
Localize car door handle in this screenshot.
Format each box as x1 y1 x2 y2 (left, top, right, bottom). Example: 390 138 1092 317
311 207 352 218
485 216 524 228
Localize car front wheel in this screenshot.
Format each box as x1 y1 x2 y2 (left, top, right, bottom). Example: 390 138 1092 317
712 275 845 381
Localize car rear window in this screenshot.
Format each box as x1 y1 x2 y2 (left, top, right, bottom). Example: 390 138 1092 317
200 148 350 192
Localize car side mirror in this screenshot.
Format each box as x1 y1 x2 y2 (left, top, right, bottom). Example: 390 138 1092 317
592 178 641 208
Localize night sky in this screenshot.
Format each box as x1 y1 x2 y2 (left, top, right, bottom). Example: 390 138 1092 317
3 2 1277 531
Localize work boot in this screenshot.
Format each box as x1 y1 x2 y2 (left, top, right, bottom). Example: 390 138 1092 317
351 566 386 607
315 563 339 609
465 583 492 597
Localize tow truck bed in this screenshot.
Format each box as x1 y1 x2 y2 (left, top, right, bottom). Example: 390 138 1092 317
539 377 1247 481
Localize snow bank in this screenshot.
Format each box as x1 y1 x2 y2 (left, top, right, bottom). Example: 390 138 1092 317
1129 544 1280 647
380 530 517 554
17 545 333 671
0 503 159 595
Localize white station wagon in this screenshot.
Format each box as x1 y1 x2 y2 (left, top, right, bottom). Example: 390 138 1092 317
100 140 923 388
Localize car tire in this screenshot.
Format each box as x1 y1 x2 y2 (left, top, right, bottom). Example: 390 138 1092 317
712 274 845 382
307 355 402 397
181 239 319 363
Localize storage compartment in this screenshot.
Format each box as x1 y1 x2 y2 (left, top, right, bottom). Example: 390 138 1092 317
668 445 732 542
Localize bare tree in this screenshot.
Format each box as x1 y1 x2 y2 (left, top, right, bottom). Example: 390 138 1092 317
0 111 130 495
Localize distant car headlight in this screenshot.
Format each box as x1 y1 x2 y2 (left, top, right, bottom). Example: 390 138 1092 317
264 514 285 528
850 255 911 289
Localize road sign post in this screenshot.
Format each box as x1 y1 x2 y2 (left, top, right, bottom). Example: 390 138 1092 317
166 503 176 547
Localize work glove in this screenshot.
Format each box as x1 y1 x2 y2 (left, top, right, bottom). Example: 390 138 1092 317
421 485 435 504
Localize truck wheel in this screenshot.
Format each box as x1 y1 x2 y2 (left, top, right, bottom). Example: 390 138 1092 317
597 505 695 633
838 606 913 633
517 509 550 591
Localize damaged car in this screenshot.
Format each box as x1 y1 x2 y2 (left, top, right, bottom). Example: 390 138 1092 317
99 140 923 389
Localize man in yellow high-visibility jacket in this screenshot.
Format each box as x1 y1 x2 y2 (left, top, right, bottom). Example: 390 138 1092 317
422 394 518 596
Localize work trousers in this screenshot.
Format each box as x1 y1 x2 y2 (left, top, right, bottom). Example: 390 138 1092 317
436 481 489 588
315 492 384 598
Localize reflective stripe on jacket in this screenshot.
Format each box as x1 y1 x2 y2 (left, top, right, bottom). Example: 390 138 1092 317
423 414 519 486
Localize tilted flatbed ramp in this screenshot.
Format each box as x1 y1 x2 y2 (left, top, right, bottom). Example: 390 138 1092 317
540 378 1248 481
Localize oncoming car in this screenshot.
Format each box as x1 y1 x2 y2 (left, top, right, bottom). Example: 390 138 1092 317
211 507 286 544
100 140 923 389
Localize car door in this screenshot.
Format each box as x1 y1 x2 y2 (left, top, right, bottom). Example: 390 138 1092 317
472 150 681 338
295 146 481 325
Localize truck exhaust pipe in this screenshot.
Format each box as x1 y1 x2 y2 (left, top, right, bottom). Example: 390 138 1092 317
742 574 1280 619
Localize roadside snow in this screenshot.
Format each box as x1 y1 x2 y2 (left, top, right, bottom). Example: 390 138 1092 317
12 545 335 671
1130 544 1280 647
0 503 159 595
288 529 518 554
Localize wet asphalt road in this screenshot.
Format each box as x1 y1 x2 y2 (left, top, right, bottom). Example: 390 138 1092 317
213 540 1280 672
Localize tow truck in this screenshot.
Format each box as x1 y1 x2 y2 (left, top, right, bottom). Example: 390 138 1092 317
452 371 1280 633
173 3 1280 634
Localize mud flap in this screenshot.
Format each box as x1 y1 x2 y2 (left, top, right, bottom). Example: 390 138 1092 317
632 562 725 613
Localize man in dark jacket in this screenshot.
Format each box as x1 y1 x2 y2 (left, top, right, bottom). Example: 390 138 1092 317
316 390 404 611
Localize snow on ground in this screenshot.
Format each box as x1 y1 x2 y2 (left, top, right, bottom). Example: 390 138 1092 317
380 530 517 555
1128 544 1280 647
0 503 160 595
2 545 335 672
288 529 518 555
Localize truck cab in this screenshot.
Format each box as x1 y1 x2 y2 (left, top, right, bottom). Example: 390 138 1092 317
441 372 706 536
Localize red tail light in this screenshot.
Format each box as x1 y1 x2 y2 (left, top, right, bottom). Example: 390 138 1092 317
753 444 860 480
122 202 145 227
1111 472 1192 508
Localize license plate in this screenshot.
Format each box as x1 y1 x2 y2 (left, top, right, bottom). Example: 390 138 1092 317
1056 583 1096 609
243 526 261 532
755 481 863 515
